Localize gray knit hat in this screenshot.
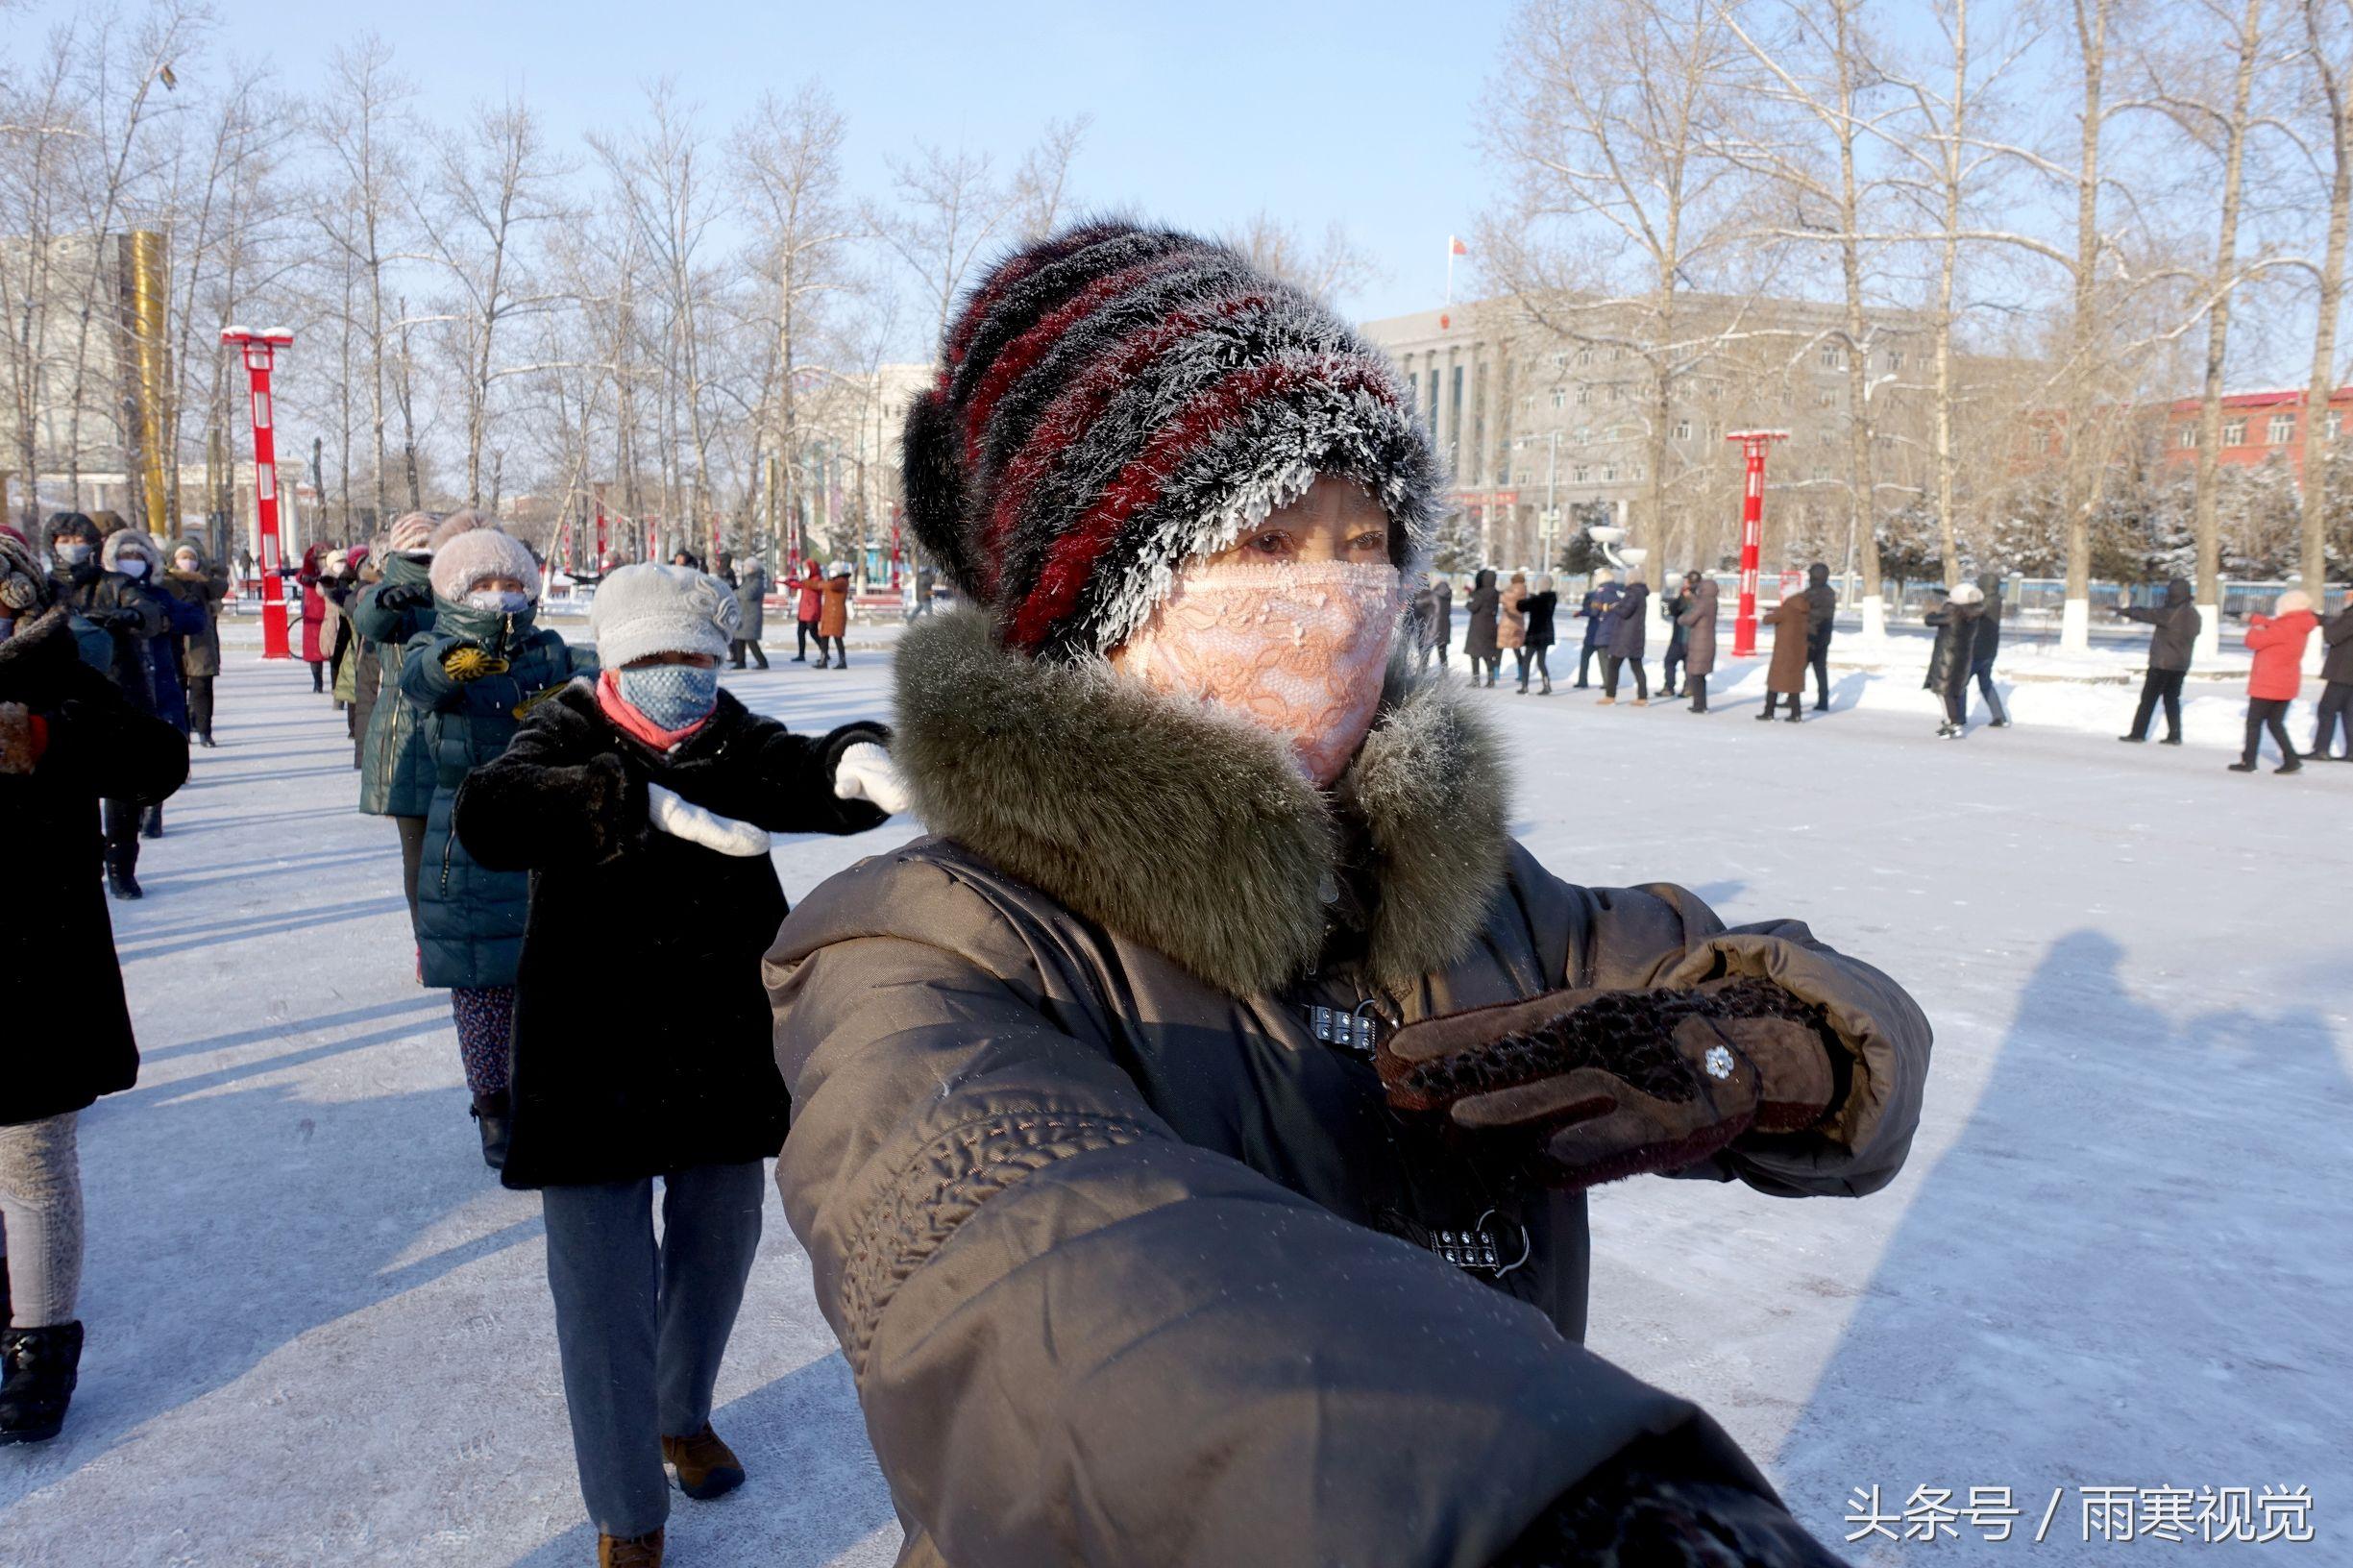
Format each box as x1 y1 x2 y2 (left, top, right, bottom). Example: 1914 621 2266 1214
590 563 740 668
429 527 541 602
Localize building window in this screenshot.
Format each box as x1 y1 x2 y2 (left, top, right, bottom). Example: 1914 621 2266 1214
1575 347 1592 367
1552 351 1567 369
2176 424 2197 449
1427 370 1439 436
1572 464 1590 483
1608 384 1624 402
1885 349 1906 372
2268 413 2295 445
2331 411 2344 440
1818 389 1840 407
1551 386 1566 409
1706 421 1721 441
1820 344 1846 370
1812 466 1830 482
1577 384 1592 405
1674 419 1692 440
2223 418 2246 446
1609 347 1625 361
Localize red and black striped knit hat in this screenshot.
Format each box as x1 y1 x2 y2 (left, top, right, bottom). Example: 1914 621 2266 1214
901 220 1441 662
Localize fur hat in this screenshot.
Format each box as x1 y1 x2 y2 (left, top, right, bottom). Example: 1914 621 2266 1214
901 219 1440 662
2275 589 2314 616
590 563 740 668
429 509 493 552
102 528 161 574
46 512 100 547
0 526 50 612
171 536 207 566
1949 582 1984 606
323 549 348 576
429 527 541 602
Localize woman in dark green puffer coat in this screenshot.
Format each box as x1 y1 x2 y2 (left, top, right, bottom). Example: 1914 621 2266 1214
356 513 486 935
397 524 595 1166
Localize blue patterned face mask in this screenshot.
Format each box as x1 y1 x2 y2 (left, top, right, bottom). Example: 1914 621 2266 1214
465 588 529 615
616 663 720 731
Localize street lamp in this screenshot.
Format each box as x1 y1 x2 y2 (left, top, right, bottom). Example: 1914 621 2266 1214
1725 429 1789 658
1515 430 1562 570
220 324 295 660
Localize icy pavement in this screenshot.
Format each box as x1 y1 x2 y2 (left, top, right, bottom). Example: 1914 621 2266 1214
1 630 2343 1567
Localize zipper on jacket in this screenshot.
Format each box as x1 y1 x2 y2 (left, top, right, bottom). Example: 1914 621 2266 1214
438 820 455 894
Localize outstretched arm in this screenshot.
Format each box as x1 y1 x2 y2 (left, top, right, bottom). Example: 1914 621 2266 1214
767 857 1778 1568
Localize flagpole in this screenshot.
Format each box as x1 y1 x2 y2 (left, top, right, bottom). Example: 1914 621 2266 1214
1445 236 1455 306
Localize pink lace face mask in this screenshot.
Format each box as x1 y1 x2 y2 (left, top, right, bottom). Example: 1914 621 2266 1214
1113 560 1404 786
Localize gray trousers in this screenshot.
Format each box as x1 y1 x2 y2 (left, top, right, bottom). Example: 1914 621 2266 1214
541 1161 765 1538
0 1112 83 1327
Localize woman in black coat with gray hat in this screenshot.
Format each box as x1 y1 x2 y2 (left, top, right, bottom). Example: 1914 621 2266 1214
453 562 907 1566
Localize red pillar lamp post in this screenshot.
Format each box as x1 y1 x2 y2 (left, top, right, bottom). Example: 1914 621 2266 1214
222 325 296 660
1726 429 1787 659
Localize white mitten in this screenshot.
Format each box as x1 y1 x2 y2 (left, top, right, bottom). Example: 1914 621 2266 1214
833 741 911 815
647 782 772 857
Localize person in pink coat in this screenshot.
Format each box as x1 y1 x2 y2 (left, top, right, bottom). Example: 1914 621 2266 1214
2230 589 2319 773
296 544 330 691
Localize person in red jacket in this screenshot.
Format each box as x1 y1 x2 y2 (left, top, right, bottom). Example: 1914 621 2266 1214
783 563 824 663
295 544 330 692
2231 589 2319 774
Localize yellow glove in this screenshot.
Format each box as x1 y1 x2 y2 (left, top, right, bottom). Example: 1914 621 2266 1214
440 644 510 681
511 683 567 720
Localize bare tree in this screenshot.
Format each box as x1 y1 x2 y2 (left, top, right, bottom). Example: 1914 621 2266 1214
730 82 854 561
2136 0 2288 650
1009 113 1091 242
1223 211 1381 302
1483 0 1773 572
868 139 1015 350
2295 0 2353 600
412 90 570 505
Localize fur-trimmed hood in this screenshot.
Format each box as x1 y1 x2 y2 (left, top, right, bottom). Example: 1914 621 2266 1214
892 610 1512 996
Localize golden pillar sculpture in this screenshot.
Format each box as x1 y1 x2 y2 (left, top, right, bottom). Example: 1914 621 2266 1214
120 231 173 538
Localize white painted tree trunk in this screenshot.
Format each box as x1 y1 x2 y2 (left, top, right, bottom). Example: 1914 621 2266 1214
1859 593 1888 644
2194 601 2223 663
2061 596 2092 654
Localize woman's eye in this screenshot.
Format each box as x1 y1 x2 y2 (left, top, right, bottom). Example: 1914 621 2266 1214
1248 532 1292 553
1350 531 1387 552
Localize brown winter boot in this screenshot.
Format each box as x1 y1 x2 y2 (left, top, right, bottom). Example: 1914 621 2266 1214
597 1529 663 1568
662 1422 746 1500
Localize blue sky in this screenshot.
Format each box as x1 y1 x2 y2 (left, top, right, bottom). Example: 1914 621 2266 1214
23 0 1511 334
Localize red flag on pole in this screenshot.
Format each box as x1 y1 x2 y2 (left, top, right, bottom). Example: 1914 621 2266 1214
1450 236 1468 256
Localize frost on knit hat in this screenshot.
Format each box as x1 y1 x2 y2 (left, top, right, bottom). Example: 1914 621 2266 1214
389 512 436 553
900 219 1441 662
429 527 541 602
589 563 739 668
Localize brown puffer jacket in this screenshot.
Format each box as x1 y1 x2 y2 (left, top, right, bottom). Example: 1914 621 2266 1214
1679 578 1720 676
766 610 1930 1568
1765 592 1813 695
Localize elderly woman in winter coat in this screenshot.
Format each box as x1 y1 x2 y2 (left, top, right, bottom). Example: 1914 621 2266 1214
765 225 1927 1568
1599 575 1652 705
296 545 330 692
398 525 597 1165
1759 586 1814 723
813 564 853 669
355 513 473 935
1498 568 1528 678
1922 582 1984 739
1514 572 1557 694
99 530 203 845
0 530 187 1444
456 565 904 1565
164 537 228 747
729 553 770 669
1678 574 1720 713
1461 566 1501 687
2232 590 2319 773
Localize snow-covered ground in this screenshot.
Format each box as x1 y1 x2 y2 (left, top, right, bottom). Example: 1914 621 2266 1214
2 622 2344 1566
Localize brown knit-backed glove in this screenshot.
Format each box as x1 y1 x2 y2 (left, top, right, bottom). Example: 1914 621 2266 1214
1378 979 1836 1191
1491 1461 1851 1568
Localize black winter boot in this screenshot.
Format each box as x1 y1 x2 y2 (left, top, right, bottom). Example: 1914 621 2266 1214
471 1090 512 1171
0 1321 85 1444
141 804 163 839
106 860 142 900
